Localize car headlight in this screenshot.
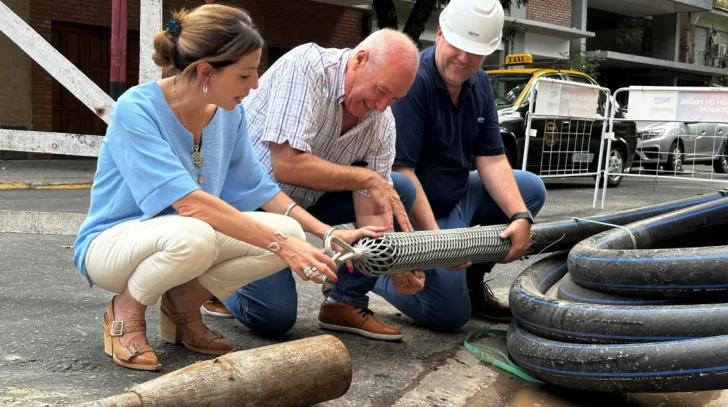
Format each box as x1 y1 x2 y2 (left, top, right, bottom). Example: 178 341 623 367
639 129 665 140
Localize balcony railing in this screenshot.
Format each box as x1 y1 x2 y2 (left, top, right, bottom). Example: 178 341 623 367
687 50 728 68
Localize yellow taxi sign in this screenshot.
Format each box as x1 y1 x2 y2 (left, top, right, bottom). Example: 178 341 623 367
504 53 533 65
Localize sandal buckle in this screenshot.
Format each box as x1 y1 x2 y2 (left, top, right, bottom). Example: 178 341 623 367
126 344 144 357
110 320 124 336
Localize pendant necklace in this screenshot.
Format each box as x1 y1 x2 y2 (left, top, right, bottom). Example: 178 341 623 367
173 76 204 168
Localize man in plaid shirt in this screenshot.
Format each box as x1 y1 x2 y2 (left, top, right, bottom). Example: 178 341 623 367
206 29 424 341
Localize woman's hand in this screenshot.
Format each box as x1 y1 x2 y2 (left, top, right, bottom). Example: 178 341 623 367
277 237 339 284
330 226 388 272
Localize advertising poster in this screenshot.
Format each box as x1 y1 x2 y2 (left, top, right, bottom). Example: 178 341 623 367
534 81 599 119
626 90 678 121
675 91 728 122
627 89 728 122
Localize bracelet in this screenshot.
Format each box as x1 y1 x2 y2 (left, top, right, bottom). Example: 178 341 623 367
323 226 339 242
323 224 351 241
284 202 298 217
267 230 288 252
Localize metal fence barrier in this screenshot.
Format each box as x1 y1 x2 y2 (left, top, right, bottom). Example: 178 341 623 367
602 86 728 208
523 78 613 208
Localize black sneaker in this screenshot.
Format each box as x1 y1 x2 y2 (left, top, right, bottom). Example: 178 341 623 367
467 263 513 321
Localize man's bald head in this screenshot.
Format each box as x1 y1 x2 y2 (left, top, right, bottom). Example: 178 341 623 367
343 29 420 118
353 28 420 74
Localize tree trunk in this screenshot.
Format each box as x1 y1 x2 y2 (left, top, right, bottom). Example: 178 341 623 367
402 0 438 42
72 335 353 407
372 0 399 30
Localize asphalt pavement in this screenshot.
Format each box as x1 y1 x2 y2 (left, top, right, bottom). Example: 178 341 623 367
1 161 728 406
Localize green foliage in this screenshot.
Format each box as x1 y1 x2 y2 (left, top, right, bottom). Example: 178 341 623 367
559 51 601 78
502 21 526 54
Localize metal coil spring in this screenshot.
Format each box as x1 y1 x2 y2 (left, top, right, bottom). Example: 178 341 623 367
328 225 512 277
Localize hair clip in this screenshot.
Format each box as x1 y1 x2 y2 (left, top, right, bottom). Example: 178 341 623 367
167 17 181 37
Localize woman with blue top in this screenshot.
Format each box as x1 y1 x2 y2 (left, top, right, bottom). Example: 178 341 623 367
73 3 383 372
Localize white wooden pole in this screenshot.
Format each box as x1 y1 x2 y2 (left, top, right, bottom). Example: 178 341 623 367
139 0 163 83
0 0 115 123
0 130 102 157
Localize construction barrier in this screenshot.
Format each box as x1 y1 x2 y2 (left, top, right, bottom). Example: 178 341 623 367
602 86 728 208
522 77 614 208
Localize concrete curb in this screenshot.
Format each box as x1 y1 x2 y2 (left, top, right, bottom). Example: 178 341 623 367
0 210 84 235
0 182 91 190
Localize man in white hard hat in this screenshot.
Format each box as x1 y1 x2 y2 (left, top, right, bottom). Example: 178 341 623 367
368 0 548 330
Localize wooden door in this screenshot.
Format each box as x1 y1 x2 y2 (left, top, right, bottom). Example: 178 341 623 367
51 22 139 136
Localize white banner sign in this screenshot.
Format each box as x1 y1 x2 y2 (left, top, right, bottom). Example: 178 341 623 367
626 90 679 121
627 89 728 122
534 81 600 119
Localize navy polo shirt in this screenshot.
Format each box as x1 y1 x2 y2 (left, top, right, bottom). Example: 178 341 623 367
392 46 503 219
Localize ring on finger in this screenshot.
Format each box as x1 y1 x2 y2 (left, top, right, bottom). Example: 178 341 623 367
303 267 314 277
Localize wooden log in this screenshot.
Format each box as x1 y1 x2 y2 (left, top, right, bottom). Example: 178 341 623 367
72 334 352 407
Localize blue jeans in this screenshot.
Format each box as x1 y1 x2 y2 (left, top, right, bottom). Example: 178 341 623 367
372 170 546 331
221 171 417 338
222 170 546 337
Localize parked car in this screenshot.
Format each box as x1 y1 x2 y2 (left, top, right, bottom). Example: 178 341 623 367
633 121 728 173
485 54 638 187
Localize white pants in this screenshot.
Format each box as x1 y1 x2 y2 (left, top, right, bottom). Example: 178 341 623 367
85 212 304 306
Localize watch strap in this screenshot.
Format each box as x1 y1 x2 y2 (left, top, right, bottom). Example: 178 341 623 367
510 211 533 224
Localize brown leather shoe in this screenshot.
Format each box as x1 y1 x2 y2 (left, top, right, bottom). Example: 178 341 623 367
200 298 233 318
103 297 161 371
318 301 403 341
160 294 233 356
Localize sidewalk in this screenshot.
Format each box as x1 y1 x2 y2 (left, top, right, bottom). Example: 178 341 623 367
0 160 95 235
0 159 96 190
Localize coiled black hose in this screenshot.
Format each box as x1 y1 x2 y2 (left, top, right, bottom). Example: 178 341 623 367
505 192 728 393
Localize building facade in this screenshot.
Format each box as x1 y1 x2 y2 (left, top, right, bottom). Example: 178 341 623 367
0 0 368 141
2 0 728 150
315 0 595 68
584 0 728 104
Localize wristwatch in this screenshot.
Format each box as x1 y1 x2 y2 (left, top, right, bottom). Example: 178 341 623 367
510 211 534 224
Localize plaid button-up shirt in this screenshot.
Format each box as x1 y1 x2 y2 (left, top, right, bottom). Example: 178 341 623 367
243 43 396 209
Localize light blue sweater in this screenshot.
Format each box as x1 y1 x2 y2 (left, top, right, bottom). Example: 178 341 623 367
73 80 280 285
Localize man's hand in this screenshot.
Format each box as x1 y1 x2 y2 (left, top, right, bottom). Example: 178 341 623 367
367 178 414 232
390 270 425 295
498 219 532 263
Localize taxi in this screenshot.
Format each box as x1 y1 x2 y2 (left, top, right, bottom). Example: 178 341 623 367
485 54 637 187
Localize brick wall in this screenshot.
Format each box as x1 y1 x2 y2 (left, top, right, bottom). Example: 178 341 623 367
526 0 572 27
29 0 366 131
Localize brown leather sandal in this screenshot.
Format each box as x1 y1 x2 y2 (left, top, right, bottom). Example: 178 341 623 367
103 296 161 371
160 293 233 356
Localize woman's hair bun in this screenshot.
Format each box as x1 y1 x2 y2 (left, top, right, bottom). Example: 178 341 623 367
151 9 188 76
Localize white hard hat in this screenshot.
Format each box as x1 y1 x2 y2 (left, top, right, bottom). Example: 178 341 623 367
439 0 505 56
